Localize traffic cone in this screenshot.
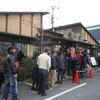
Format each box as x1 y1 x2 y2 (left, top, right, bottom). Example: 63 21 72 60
73 69 79 84
89 67 93 78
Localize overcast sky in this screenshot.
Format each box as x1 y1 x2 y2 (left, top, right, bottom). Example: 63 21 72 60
0 0 100 29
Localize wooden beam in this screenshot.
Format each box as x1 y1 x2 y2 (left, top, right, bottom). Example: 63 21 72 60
19 14 22 35
5 14 8 32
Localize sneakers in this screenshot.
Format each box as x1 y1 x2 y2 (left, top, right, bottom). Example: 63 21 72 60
31 87 35 91
41 93 47 96
38 92 47 96
49 87 53 91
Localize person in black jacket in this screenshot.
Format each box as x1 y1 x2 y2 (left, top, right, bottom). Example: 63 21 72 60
2 47 20 100
56 51 65 84
17 50 25 61
0 55 5 93
31 52 39 91
0 71 4 93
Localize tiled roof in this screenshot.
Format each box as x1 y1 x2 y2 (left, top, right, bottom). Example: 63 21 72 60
87 24 100 41
89 28 100 40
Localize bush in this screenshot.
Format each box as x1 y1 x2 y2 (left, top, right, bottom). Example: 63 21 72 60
18 57 32 81
0 57 32 81
17 67 26 81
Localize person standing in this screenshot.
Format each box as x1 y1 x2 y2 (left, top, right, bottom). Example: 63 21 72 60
31 52 39 91
49 51 57 89
2 47 20 100
0 71 4 93
56 51 65 84
72 56 80 81
0 55 5 93
67 52 73 76
81 50 91 78
37 48 51 96
17 50 25 61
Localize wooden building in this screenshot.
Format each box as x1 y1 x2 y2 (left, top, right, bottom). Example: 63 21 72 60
0 13 98 57
44 23 99 56
0 12 48 57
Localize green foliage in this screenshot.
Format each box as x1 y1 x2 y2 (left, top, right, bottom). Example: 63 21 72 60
17 67 26 81
18 58 32 81
0 57 32 81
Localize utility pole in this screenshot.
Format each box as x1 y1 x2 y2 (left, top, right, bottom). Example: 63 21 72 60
50 5 60 31
51 6 55 30
40 15 43 53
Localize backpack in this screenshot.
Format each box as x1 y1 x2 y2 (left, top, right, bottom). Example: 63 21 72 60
3 57 12 74
3 55 17 74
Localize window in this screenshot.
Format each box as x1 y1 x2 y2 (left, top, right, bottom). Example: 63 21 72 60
72 26 81 33
0 42 12 53
16 43 27 53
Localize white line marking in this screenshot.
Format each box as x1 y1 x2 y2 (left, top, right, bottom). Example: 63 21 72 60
44 83 87 100
23 82 32 86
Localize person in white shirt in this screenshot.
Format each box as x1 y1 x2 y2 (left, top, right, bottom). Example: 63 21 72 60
37 48 51 96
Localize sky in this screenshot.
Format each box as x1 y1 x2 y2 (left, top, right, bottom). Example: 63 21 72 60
0 0 100 29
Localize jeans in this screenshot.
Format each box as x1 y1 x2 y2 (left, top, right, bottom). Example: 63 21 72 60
2 74 18 100
57 69 63 83
38 69 48 95
67 66 72 76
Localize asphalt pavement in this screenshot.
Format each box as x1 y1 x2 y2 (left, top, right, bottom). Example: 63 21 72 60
0 67 100 100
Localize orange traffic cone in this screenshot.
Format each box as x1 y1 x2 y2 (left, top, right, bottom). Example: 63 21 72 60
73 69 79 84
89 67 93 78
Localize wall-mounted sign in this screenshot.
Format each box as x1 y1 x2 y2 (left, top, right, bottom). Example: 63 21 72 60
90 57 97 66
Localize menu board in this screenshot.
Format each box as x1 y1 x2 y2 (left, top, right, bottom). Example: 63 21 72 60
90 57 97 66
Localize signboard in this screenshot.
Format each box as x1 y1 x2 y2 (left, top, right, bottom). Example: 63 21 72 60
54 45 61 51
98 53 100 56
90 57 97 66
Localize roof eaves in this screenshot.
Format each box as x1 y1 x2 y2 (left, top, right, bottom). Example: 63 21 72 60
47 22 82 30
44 30 63 36
0 11 49 15
0 31 35 39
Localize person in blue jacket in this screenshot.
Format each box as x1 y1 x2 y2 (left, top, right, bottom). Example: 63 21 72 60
49 51 57 88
